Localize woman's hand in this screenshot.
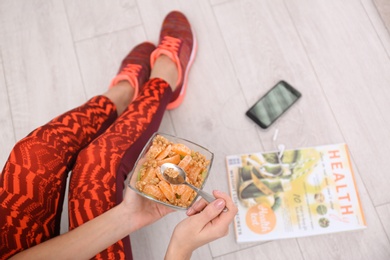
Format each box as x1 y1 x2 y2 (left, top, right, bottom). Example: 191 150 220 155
165 190 238 260
120 185 174 233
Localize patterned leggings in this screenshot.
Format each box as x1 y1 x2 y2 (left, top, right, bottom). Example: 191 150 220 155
0 78 171 259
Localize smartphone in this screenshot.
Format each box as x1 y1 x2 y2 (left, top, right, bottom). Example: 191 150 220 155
246 80 302 129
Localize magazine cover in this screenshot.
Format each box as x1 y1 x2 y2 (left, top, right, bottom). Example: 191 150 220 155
226 143 366 243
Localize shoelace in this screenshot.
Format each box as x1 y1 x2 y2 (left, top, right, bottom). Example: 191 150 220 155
159 36 182 53
121 64 142 78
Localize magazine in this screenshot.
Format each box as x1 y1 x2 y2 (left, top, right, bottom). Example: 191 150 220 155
226 143 366 243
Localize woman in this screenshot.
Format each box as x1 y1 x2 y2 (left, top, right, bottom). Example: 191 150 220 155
0 11 237 259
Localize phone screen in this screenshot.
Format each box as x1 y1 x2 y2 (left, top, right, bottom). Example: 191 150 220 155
246 81 301 129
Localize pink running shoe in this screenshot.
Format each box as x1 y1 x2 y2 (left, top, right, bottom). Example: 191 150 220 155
109 42 156 102
150 11 197 110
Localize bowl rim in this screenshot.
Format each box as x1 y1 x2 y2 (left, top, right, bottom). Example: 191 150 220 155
127 132 214 210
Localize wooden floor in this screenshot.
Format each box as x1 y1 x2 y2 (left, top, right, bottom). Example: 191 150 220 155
1 0 390 259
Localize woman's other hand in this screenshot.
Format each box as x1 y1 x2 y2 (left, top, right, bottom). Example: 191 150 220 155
165 190 238 260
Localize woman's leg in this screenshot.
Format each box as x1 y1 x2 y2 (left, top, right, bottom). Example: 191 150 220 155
0 41 156 259
68 11 196 259
0 96 117 259
68 77 171 259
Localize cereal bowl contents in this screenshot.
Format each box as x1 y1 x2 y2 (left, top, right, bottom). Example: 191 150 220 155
127 132 214 210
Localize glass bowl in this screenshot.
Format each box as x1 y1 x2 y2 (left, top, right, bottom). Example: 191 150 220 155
127 132 214 210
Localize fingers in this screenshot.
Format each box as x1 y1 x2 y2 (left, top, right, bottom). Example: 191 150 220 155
196 198 227 227
186 198 208 216
186 190 238 218
185 190 238 234
174 190 238 248
204 190 237 227
195 190 237 226
212 190 238 218
194 191 235 239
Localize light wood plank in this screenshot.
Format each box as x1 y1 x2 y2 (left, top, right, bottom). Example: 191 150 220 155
361 0 390 56
0 0 86 140
377 203 390 240
373 0 390 34
75 26 147 98
0 52 16 167
213 239 303 260
64 0 140 42
210 0 232 6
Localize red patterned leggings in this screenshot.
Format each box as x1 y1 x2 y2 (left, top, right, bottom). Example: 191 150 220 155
0 78 171 259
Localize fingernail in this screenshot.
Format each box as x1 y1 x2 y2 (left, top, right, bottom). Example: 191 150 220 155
213 190 222 195
187 207 194 215
214 199 225 210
